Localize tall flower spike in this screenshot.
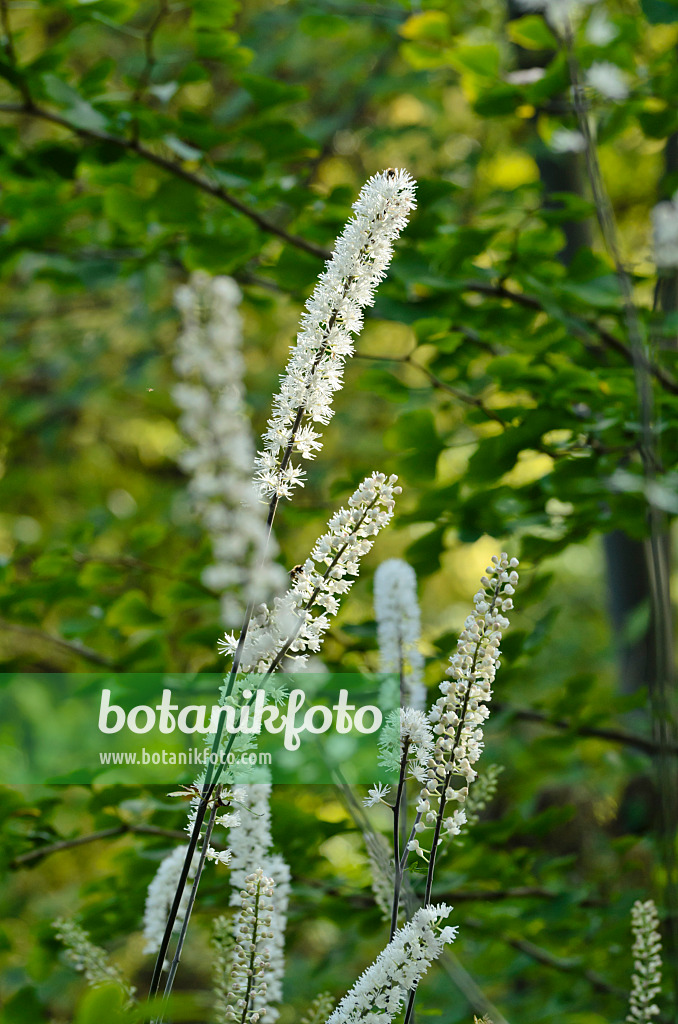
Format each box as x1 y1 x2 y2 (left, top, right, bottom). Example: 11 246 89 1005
374 559 426 710
324 905 456 1024
627 899 662 1023
254 169 416 502
228 780 274 902
142 844 200 956
173 271 286 624
227 778 290 1019
220 473 401 673
222 868 276 1023
411 554 518 857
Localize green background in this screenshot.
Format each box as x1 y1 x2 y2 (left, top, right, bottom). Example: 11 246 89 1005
0 1 677 1022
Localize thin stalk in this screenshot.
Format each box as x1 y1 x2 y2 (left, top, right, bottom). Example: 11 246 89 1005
389 742 410 941
563 28 678 1012
158 792 222 1022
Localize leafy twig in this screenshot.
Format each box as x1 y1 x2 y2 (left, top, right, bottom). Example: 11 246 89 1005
0 101 329 260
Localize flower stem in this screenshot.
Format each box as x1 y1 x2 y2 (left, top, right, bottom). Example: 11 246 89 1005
389 742 410 941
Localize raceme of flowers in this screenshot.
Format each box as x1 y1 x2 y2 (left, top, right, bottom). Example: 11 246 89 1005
173 271 286 623
142 843 201 955
410 554 519 857
627 899 662 1023
462 763 503 833
53 919 137 1007
221 868 276 1023
254 169 416 503
220 473 401 672
324 905 457 1024
374 558 426 710
227 778 291 1016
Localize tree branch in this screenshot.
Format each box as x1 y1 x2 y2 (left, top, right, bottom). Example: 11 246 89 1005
463 280 678 396
10 823 189 867
464 917 627 1001
0 101 330 261
0 617 117 668
495 701 678 756
71 551 214 594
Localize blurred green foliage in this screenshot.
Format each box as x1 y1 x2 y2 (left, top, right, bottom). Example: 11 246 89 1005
0 0 677 1022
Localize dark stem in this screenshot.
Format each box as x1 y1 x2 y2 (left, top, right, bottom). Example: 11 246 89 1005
389 741 410 941
159 791 222 1019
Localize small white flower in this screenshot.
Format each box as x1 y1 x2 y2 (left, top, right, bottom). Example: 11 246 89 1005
652 193 678 269
505 67 545 85
586 8 618 45
364 782 391 807
586 61 629 101
550 128 587 154
514 0 595 33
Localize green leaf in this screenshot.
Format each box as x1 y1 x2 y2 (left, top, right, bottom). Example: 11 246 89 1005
190 0 239 29
73 986 126 1024
399 10 450 42
385 408 442 483
103 185 147 231
356 366 410 402
106 591 162 631
41 74 109 132
241 74 307 110
448 44 500 80
508 15 558 50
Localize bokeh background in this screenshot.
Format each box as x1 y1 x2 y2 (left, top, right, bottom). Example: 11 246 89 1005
1 1 677 1021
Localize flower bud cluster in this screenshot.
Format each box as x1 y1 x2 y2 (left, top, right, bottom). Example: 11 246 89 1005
223 868 276 1023
409 554 518 857
324 905 456 1023
53 919 136 1007
627 899 662 1023
173 272 285 624
301 992 335 1024
220 474 401 672
254 170 416 502
374 559 426 710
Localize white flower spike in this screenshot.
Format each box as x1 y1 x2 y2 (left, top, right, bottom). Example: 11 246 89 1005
254 170 416 503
